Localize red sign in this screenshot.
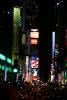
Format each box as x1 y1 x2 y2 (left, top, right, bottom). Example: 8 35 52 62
32 76 39 80
31 59 39 68
31 39 38 44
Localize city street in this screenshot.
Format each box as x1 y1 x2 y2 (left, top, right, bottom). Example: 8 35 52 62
0 0 67 100
0 80 67 100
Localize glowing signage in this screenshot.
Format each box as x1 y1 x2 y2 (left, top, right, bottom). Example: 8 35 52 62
32 76 39 80
2 66 5 70
7 58 12 64
31 39 38 44
30 56 39 68
30 31 39 38
0 54 6 61
32 69 38 76
52 31 55 59
31 29 38 32
0 53 12 65
0 64 12 72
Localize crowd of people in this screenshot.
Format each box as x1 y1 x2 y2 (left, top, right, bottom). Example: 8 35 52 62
16 81 67 100
0 80 67 100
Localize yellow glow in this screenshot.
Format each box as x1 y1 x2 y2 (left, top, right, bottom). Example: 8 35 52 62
30 31 39 38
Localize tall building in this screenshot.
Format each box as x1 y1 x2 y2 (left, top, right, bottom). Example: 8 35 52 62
39 0 54 82
50 0 67 83
25 0 39 30
24 0 39 82
11 0 40 82
12 7 21 65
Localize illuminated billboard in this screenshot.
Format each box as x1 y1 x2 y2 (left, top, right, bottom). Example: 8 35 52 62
30 31 39 38
32 75 39 81
32 69 38 76
31 39 38 44
52 31 55 59
30 56 39 68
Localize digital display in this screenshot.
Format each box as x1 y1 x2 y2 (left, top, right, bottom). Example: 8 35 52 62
30 56 39 68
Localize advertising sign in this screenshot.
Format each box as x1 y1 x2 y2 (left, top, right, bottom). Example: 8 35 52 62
30 31 39 38
30 56 39 68
31 39 38 44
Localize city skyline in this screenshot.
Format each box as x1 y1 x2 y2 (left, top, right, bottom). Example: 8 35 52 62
0 0 67 82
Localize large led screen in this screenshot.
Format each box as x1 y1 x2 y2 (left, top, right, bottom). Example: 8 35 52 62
30 56 39 68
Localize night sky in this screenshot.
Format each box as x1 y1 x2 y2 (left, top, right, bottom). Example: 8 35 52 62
0 1 13 58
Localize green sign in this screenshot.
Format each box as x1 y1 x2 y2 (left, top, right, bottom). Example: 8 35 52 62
7 58 12 64
0 54 6 61
0 64 12 72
